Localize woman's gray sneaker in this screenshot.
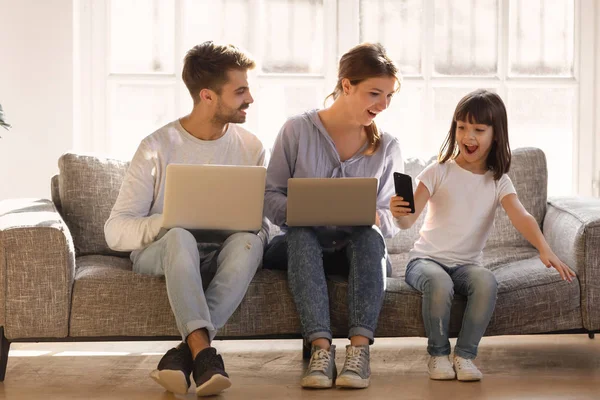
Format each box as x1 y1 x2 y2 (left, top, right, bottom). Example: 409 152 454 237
336 345 371 389
301 345 337 389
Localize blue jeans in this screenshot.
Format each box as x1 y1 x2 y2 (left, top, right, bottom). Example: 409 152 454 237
264 226 387 344
405 258 498 359
132 228 263 342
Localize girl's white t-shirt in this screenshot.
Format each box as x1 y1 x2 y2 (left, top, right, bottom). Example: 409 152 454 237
408 160 516 267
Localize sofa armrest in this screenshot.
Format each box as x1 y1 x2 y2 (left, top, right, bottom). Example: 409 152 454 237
0 198 75 339
543 197 600 331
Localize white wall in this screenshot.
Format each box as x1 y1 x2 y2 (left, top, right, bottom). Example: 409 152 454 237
595 1 600 197
0 0 74 200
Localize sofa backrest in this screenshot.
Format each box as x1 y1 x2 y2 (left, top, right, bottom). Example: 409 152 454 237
385 147 548 253
53 148 546 256
57 153 130 256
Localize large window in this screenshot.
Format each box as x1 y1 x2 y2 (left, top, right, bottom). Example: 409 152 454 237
78 0 598 196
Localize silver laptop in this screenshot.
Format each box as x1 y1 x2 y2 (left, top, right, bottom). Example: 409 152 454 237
286 178 377 226
162 164 266 232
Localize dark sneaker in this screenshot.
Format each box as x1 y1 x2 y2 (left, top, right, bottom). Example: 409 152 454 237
193 347 232 396
301 345 337 389
336 345 371 389
150 342 194 394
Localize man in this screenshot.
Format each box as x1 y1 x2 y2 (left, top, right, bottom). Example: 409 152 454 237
105 41 266 397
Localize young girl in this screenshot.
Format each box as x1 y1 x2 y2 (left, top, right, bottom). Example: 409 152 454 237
263 43 403 389
390 89 575 382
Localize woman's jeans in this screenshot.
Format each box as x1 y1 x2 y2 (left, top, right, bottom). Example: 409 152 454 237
263 226 387 344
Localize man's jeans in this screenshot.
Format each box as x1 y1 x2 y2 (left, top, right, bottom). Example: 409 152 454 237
133 227 263 342
405 258 498 359
264 226 387 344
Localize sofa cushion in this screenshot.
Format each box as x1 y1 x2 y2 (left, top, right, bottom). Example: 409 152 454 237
385 147 548 253
389 246 544 279
69 255 300 338
58 153 129 256
70 245 581 338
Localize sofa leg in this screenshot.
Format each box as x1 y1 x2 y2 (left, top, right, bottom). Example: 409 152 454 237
0 327 11 382
589 331 596 339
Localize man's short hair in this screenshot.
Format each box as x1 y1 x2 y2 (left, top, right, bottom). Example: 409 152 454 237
182 41 256 104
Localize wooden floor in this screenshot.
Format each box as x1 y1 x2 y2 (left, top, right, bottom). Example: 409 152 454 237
1 334 599 399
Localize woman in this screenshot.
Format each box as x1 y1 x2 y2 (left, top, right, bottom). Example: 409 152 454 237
263 42 404 390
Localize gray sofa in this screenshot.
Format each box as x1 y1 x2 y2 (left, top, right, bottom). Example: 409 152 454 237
0 147 598 381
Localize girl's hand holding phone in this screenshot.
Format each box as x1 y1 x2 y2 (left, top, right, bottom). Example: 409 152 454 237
390 196 413 219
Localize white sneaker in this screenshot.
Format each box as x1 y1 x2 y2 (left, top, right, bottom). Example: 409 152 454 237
453 355 482 381
427 356 456 380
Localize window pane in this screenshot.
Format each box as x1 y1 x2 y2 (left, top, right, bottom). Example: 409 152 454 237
108 83 177 159
509 0 574 77
110 0 174 73
434 0 498 76
184 0 252 54
262 0 324 73
250 82 325 149
508 88 574 195
184 0 324 74
360 0 423 76
375 86 426 159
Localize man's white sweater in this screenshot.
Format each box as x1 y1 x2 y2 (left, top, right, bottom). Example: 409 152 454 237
104 119 267 256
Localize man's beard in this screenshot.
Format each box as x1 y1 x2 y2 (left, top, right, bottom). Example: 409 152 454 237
213 102 250 124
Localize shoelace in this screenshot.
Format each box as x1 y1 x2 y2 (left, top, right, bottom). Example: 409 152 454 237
431 356 451 367
309 349 331 373
343 347 364 373
455 357 475 370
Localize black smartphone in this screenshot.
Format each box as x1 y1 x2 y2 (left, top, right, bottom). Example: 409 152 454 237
393 172 415 213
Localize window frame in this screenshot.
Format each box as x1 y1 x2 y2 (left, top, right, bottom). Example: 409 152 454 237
77 0 599 195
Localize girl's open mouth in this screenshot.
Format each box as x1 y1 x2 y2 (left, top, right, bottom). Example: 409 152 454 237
465 144 478 154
